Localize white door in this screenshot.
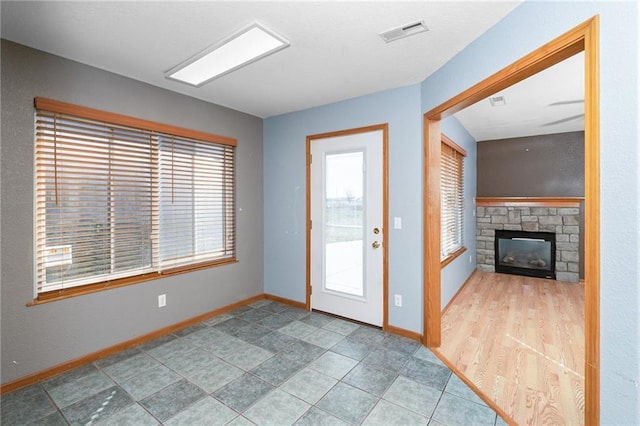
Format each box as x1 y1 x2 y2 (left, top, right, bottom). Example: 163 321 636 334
310 130 383 326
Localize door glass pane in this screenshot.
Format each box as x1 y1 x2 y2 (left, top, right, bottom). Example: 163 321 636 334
324 151 364 296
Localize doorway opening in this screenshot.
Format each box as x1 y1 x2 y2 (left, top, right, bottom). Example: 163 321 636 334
422 16 599 423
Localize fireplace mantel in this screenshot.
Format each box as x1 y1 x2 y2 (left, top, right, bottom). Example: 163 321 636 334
475 197 584 208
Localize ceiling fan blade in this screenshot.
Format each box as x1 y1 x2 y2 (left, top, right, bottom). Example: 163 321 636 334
541 114 585 127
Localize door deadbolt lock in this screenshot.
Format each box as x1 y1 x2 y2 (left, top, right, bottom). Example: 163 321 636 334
373 227 380 234
372 241 381 249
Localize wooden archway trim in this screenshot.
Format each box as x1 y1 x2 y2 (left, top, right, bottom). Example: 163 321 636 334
422 16 600 424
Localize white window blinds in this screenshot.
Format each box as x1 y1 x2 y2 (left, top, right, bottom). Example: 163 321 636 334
440 137 465 260
158 135 235 271
35 98 236 296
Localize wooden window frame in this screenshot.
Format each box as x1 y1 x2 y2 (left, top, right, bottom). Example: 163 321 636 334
440 134 467 268
31 98 237 305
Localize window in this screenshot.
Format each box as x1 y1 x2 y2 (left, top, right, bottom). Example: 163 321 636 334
440 134 466 263
34 98 236 300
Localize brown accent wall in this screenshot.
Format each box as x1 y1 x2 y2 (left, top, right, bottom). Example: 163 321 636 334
477 131 584 278
477 131 584 197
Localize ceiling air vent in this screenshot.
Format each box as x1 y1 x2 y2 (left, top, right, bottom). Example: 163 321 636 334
489 96 507 107
379 20 428 43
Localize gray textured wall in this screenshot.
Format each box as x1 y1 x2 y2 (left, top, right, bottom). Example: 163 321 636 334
1 40 264 384
476 131 585 278
476 131 584 197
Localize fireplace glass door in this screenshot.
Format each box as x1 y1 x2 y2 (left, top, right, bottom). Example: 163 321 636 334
495 230 555 279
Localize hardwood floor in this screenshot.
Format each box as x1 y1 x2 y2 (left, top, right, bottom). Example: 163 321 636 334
436 271 585 425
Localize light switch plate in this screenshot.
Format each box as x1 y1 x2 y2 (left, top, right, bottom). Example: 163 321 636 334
394 217 402 229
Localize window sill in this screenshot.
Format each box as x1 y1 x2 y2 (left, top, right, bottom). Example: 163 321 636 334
28 258 238 306
440 247 467 269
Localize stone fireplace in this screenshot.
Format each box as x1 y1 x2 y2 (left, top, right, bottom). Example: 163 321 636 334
476 198 582 283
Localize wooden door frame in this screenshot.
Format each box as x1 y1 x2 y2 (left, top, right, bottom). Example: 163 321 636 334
422 17 600 423
306 124 389 329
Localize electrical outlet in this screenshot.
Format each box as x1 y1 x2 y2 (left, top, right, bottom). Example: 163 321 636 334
158 294 166 308
394 294 402 307
469 254 473 263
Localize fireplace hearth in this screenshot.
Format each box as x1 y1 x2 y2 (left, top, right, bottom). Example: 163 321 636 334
495 230 555 279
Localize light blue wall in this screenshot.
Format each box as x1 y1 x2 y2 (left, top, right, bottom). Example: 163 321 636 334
265 1 638 420
264 85 424 333
441 117 477 308
421 1 639 422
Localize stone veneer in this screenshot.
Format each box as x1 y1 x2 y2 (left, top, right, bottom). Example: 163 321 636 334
476 205 580 283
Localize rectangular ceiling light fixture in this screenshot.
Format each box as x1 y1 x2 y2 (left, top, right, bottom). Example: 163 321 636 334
166 22 289 87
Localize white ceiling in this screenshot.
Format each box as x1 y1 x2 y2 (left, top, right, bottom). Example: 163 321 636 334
4 1 583 141
454 51 585 141
1 1 521 119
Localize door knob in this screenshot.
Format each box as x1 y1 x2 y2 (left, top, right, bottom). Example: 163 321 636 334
372 241 380 249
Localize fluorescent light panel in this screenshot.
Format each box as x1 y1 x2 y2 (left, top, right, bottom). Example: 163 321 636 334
166 23 289 86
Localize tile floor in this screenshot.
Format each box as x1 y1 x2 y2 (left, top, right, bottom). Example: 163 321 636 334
1 300 508 425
